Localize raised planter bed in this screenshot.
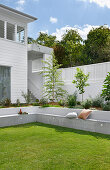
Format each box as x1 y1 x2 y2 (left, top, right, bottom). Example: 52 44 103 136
0 106 110 135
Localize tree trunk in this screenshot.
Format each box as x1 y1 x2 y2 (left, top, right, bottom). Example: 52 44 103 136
82 93 83 102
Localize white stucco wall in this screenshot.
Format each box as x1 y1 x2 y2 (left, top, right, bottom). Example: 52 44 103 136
60 62 110 101
28 59 43 100
28 53 52 100
0 38 27 103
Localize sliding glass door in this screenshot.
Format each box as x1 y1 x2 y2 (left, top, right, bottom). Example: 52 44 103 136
0 66 11 101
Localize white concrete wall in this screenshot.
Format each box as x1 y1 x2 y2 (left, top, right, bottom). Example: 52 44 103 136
60 62 110 100
28 59 43 100
0 38 27 103
32 58 43 72
28 53 52 100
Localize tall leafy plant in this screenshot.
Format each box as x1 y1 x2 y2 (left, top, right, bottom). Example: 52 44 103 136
101 72 110 101
41 53 66 102
72 68 90 102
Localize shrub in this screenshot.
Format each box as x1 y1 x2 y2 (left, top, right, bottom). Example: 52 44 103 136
36 99 39 103
16 99 20 107
92 95 104 108
32 103 39 106
82 99 92 109
67 92 77 107
1 98 11 107
40 98 48 106
77 101 81 105
102 102 110 111
101 72 110 101
22 91 32 104
58 99 66 106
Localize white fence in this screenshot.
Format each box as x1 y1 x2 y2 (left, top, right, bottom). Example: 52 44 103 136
60 62 110 101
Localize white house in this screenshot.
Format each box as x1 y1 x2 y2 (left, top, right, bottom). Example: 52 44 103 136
0 4 53 103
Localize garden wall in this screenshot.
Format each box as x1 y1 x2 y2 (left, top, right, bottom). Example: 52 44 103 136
0 106 110 134
60 61 110 100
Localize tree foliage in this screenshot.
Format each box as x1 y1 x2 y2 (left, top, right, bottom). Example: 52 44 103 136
72 68 90 101
84 26 110 64
53 43 66 68
61 30 83 67
28 37 35 44
41 53 66 102
101 72 110 101
29 25 110 68
36 32 57 47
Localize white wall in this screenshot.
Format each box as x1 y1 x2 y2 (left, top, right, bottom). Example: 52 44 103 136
28 53 52 100
28 59 43 100
0 7 34 103
0 38 27 103
60 62 110 101
32 58 43 72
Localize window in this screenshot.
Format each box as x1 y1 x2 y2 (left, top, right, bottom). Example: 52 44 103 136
17 26 25 43
0 20 26 44
32 58 43 72
7 22 15 41
0 20 4 38
0 66 11 101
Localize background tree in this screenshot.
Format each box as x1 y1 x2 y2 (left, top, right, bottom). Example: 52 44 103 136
61 29 83 67
101 72 110 101
30 25 110 68
41 53 66 102
84 26 110 64
28 37 35 44
36 30 83 68
72 68 90 102
36 32 57 47
53 43 66 68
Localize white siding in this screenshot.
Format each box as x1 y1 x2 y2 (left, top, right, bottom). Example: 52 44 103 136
0 38 27 103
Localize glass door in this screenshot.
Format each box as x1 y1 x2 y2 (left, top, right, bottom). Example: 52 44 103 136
0 66 11 101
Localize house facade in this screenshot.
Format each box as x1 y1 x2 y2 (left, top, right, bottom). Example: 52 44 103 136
0 4 37 103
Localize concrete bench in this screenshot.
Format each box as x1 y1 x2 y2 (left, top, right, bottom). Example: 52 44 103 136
0 106 110 135
36 112 110 135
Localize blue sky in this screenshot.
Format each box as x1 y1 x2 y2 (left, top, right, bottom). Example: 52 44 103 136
1 0 110 40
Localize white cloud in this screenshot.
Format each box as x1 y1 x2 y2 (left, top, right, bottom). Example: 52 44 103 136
16 0 39 11
17 0 25 5
51 24 100 41
80 0 110 9
50 17 58 24
40 30 49 34
16 0 25 11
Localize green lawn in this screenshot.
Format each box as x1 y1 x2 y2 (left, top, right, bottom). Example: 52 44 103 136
0 123 110 170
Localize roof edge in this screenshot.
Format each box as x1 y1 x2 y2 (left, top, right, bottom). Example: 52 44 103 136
28 43 53 55
0 4 37 21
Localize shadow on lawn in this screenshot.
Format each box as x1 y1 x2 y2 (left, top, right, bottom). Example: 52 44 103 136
1 122 110 140
35 122 110 140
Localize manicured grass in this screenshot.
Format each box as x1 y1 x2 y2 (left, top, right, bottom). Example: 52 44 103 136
0 123 110 170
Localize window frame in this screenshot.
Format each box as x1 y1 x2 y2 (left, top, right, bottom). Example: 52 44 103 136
0 18 26 45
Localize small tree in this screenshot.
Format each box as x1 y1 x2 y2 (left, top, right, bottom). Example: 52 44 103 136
41 53 66 102
101 72 110 101
72 68 89 102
